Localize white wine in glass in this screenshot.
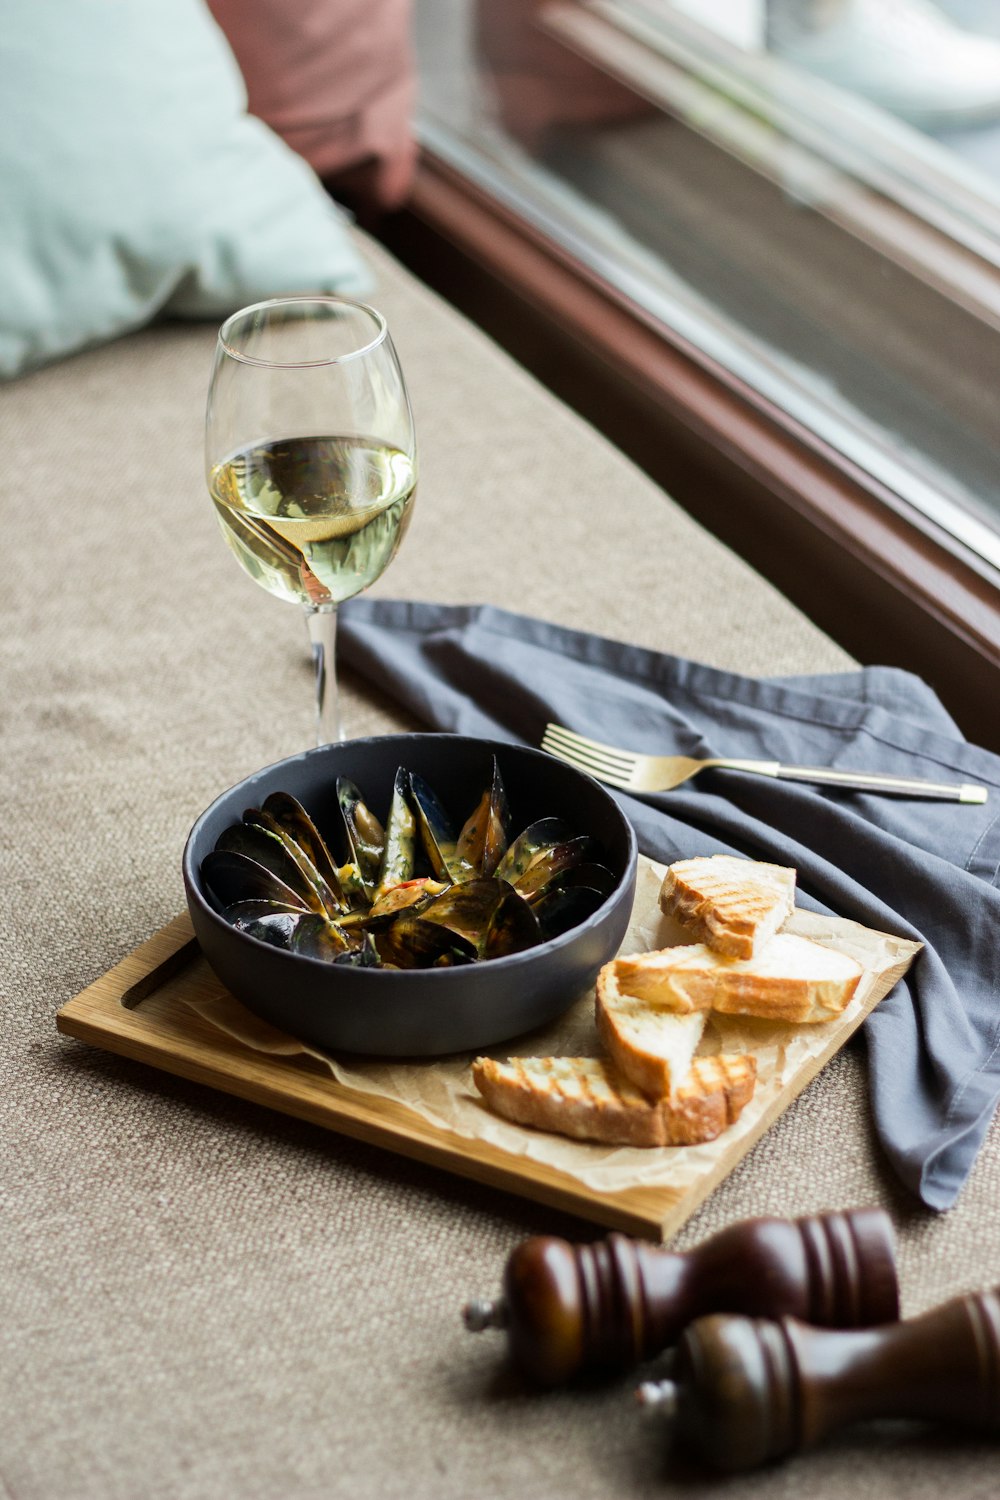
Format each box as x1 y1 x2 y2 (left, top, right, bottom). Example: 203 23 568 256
206 297 416 744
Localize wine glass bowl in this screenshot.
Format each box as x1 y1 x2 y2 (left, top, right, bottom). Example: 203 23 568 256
205 297 416 742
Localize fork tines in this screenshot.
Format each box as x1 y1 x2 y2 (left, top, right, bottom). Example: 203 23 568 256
540 723 633 783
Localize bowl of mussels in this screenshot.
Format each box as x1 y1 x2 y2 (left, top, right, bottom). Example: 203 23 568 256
182 733 638 1057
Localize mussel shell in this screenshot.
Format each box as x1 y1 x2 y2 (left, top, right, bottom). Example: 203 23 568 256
225 898 304 923
289 915 352 962
337 777 385 887
483 885 543 959
494 817 575 885
431 948 476 968
202 849 310 913
418 877 508 953
215 820 326 913
235 912 304 949
374 767 417 899
243 806 343 917
541 862 617 898
332 933 382 969
376 912 478 969
224 899 305 949
260 792 346 907
532 885 607 940
455 757 510 878
409 772 462 881
514 836 600 898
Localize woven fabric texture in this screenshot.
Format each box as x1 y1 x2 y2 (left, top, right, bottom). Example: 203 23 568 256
2 232 998 1499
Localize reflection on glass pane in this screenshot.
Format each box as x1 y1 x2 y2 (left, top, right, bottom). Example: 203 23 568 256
669 0 765 50
415 0 1000 568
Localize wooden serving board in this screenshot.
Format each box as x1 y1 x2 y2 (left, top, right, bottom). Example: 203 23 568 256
55 900 917 1240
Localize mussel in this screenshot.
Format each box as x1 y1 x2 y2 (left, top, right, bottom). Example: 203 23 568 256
455 759 510 878
410 773 464 881
337 777 385 894
203 759 618 975
374 768 418 899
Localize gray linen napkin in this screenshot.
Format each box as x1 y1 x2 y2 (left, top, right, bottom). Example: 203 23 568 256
340 599 1000 1211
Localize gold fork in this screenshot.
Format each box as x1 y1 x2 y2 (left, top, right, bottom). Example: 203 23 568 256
540 723 988 803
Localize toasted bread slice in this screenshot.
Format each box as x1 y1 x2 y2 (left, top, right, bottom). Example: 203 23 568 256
472 1053 757 1148
610 932 862 1024
596 966 707 1096
660 855 796 959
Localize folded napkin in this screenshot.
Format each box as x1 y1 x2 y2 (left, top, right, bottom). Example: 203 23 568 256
340 600 1000 1211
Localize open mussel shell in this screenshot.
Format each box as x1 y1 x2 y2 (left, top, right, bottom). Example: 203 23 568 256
514 836 601 899
532 885 608 940
202 849 310 913
418 878 509 955
544 862 617 898
215 819 328 914
483 885 543 959
374 767 418 899
225 901 305 949
289 915 353 962
332 933 382 969
416 878 544 961
242 807 344 918
455 756 511 878
238 914 302 948
225 898 303 924
494 817 575 885
259 792 346 908
409 772 463 881
337 777 385 889
376 911 478 969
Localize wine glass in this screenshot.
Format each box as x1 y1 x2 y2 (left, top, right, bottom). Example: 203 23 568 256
205 296 417 744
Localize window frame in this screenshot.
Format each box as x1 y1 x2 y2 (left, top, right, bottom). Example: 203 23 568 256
380 144 1000 750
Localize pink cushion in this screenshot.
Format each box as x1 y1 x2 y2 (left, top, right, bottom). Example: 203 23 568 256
206 0 417 209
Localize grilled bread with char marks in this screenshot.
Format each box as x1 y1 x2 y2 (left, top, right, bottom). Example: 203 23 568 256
472 1053 757 1148
609 932 863 1024
660 855 796 959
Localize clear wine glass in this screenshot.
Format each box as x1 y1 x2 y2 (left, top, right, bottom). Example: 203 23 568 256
205 296 417 744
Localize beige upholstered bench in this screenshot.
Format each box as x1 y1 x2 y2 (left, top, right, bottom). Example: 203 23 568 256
3 231 997 1499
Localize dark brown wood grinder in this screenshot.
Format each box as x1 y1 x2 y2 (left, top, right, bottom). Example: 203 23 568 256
463 1208 899 1385
638 1283 1000 1471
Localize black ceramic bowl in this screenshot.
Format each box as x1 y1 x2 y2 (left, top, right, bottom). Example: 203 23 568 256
182 733 637 1058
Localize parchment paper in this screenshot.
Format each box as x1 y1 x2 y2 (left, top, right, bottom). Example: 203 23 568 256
186 857 922 1195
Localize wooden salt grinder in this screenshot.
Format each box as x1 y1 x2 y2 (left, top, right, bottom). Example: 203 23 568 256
638 1285 1000 1472
462 1207 898 1386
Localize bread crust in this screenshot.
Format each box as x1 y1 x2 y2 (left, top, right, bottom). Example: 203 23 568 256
595 964 707 1096
660 855 796 959
472 1053 756 1148
609 934 862 1024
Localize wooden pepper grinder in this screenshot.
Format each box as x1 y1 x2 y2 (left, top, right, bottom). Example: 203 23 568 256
463 1207 898 1386
637 1285 1000 1472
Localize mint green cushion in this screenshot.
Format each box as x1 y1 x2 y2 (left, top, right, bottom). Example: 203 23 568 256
0 0 374 378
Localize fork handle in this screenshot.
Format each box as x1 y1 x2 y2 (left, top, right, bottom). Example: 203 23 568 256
771 764 987 803
705 759 986 802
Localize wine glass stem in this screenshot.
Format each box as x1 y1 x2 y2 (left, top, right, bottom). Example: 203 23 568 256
305 604 342 745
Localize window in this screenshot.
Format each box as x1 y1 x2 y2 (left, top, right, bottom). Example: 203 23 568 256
387 0 1000 745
